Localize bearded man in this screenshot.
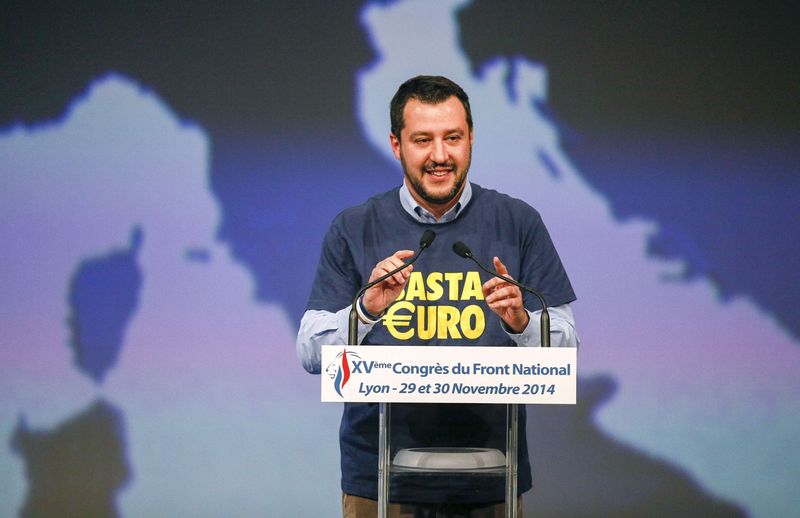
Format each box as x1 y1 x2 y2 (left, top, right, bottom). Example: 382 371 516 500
297 75 579 517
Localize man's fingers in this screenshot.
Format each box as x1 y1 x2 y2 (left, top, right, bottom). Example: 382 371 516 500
391 265 412 286
363 249 417 315
370 250 416 286
482 275 512 295
385 250 415 276
486 284 520 305
375 250 413 274
396 249 415 260
489 297 517 310
493 256 509 276
482 259 529 332
484 276 505 288
389 250 415 284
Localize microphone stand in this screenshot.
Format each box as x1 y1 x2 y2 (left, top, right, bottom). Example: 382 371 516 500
453 242 550 518
452 242 550 348
347 230 435 518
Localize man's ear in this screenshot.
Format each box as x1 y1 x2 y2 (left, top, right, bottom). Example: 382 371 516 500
390 132 401 160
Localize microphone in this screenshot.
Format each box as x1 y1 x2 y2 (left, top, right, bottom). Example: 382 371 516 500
452 241 550 348
348 230 436 345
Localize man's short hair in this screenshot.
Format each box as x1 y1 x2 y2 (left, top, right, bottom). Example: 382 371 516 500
390 75 473 139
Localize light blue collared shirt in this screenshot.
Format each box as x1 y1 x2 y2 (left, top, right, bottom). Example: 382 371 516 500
398 180 472 224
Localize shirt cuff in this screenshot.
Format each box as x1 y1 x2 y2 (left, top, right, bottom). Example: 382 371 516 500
503 309 540 347
357 296 384 325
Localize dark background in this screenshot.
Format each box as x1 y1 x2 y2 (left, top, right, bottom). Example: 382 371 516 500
2 1 797 516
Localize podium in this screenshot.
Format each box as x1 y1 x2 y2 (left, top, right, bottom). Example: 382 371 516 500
322 345 577 518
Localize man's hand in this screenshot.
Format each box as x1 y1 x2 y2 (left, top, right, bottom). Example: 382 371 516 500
362 250 415 317
482 256 529 333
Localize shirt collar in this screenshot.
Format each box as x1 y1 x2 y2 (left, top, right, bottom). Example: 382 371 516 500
399 181 472 224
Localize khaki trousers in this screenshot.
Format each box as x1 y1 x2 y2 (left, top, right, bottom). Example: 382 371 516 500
342 493 523 518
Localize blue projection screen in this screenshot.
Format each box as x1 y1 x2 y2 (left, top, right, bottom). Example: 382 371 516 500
1 1 798 517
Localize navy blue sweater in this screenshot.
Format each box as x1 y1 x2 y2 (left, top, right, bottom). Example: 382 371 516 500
307 183 576 503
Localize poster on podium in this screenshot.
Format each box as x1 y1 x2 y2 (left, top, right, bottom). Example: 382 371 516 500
321 345 576 405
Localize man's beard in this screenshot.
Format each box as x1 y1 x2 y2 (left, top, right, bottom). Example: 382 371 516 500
401 154 470 207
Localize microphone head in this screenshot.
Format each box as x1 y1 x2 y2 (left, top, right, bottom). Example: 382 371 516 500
452 241 472 258
420 229 436 249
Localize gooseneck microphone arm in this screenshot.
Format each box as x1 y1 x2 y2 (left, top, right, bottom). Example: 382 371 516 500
347 230 436 346
452 241 550 348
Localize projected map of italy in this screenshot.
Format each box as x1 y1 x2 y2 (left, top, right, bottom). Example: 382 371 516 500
1 1 797 516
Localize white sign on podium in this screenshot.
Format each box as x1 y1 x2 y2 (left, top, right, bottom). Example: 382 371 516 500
321 345 576 405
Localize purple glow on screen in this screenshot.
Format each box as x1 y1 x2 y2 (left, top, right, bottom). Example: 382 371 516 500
1 1 798 516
